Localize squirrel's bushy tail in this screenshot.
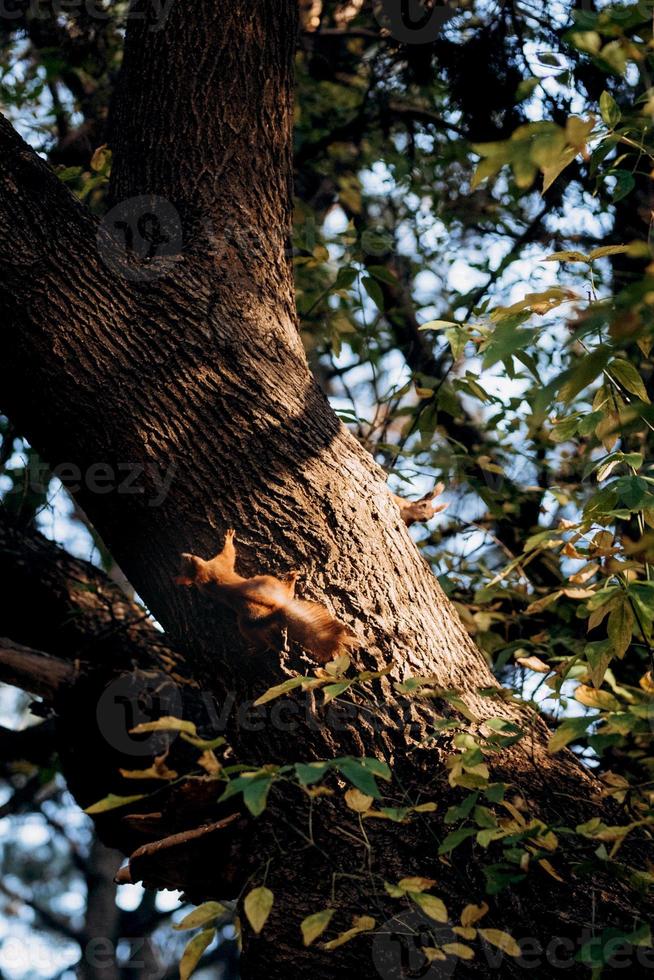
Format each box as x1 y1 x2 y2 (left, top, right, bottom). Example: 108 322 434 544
283 599 357 664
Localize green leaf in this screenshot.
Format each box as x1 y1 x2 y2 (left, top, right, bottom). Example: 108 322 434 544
445 792 479 824
481 319 535 370
219 770 276 816
244 887 274 935
295 761 332 786
323 680 352 704
179 929 215 980
335 266 357 289
365 806 411 822
585 640 614 689
610 170 635 202
368 265 398 285
547 715 593 754
438 827 477 854
515 77 539 102
337 757 390 799
254 677 305 706
558 348 609 403
607 600 634 658
301 909 336 946
56 165 83 183
243 776 274 816
599 91 621 128
615 476 648 509
362 276 385 311
608 359 650 404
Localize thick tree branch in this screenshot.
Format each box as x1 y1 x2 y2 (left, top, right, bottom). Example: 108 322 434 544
0 638 75 700
108 0 298 297
0 512 184 677
0 720 57 768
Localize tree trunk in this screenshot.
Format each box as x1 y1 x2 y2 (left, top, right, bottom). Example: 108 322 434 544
0 3 651 978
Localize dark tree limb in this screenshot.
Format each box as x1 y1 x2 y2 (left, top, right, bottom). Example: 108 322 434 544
0 720 57 768
0 638 75 700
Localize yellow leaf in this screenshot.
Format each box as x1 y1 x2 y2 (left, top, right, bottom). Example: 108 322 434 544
130 716 197 736
326 655 351 675
565 114 595 151
119 760 178 780
90 143 112 173
345 788 374 813
412 893 448 923
422 947 447 962
84 793 146 815
562 587 595 599
198 750 222 775
179 928 215 980
516 656 550 674
574 685 619 711
323 915 376 950
461 902 489 927
398 877 437 893
538 859 564 882
569 562 599 585
244 887 274 935
640 671 654 692
526 591 562 614
174 903 226 931
253 677 304 706
453 926 477 940
442 942 475 960
479 929 521 957
301 909 335 946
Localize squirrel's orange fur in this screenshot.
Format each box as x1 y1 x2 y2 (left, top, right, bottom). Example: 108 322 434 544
175 530 357 665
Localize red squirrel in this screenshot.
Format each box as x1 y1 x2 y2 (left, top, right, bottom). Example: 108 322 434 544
175 530 357 664
391 483 447 527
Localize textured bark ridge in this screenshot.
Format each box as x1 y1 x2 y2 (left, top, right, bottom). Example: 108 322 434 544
0 3 652 978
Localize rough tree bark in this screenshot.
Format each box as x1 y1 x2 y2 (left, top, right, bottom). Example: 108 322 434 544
0 3 652 979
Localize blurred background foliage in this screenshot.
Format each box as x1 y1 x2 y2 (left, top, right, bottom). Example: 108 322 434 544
2 0 654 976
